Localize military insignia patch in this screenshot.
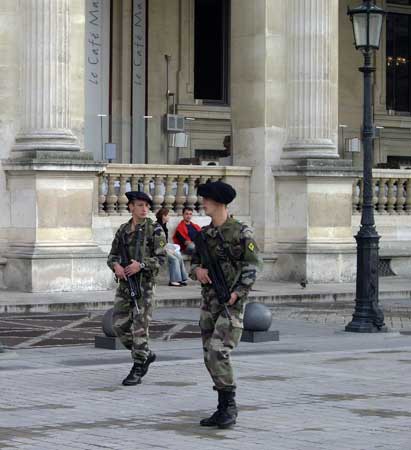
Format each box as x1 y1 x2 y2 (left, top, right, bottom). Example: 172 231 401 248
248 242 255 252
160 241 165 247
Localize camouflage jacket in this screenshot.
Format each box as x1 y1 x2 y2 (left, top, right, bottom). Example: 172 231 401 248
190 217 263 300
107 218 167 286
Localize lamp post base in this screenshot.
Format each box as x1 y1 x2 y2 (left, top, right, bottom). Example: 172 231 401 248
345 319 388 333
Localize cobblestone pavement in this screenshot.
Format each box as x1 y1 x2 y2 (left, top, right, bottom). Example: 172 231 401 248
271 297 411 331
1 312 411 450
1 294 411 350
0 312 200 349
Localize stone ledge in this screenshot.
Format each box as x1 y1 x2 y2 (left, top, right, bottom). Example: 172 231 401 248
2 151 105 172
273 158 361 178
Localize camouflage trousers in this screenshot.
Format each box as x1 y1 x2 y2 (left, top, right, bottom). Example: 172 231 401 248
199 291 245 391
112 282 155 364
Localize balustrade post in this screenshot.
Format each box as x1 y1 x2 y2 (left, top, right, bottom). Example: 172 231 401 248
106 174 119 215
175 176 187 215
197 175 207 216
377 178 387 214
118 175 129 215
396 178 406 215
372 179 378 213
153 176 164 212
358 179 364 213
164 175 176 214
406 179 411 214
143 175 151 196
187 176 198 213
98 174 107 215
386 179 396 214
131 174 139 192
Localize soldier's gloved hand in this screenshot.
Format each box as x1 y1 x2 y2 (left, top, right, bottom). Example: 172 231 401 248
114 263 127 280
228 292 239 306
124 259 142 276
195 267 212 284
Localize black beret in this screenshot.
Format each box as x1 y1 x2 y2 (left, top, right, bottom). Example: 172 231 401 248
125 191 153 207
197 181 236 205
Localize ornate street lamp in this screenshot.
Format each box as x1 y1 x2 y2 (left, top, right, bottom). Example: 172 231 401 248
346 1 387 333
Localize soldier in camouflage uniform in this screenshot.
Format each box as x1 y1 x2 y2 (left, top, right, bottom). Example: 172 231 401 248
190 180 262 429
107 191 166 386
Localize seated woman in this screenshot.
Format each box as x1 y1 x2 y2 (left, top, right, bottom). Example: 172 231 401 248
155 207 188 287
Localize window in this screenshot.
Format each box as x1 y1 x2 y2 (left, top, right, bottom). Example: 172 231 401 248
386 13 411 113
194 0 229 104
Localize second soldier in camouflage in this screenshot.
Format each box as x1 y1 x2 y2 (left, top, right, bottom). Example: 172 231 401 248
107 191 166 386
190 180 262 429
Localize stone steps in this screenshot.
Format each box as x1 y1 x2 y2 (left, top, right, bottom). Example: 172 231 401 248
0 278 410 314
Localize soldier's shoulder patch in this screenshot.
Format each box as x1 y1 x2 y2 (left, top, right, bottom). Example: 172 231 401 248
248 242 255 252
153 223 164 235
240 224 254 239
159 240 166 247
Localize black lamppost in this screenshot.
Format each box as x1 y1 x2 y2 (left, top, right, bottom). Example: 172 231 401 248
346 0 387 333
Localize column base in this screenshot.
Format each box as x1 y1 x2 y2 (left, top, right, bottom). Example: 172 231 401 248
282 143 339 160
6 150 95 163
13 130 81 153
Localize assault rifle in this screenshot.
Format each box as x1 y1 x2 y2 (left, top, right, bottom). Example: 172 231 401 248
194 232 232 321
119 233 142 313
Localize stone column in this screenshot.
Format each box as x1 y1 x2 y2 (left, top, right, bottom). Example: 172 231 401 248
13 0 79 152
1 1 110 292
283 0 338 159
271 0 358 283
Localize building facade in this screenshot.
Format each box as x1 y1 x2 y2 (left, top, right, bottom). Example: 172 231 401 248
0 0 410 292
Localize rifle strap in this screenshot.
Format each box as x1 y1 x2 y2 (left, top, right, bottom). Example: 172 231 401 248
217 229 242 291
134 226 142 261
120 231 128 264
217 229 238 269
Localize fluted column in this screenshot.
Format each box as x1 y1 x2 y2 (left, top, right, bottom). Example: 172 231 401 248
283 0 338 159
13 0 79 152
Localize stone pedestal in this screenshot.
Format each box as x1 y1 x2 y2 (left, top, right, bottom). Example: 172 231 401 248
2 152 109 292
273 159 360 283
241 330 280 343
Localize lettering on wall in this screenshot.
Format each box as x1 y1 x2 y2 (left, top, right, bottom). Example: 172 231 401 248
85 0 110 160
132 0 146 163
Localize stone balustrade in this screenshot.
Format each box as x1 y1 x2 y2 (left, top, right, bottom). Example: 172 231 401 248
98 164 252 216
352 169 411 215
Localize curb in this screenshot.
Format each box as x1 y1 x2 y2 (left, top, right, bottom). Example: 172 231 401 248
0 288 410 314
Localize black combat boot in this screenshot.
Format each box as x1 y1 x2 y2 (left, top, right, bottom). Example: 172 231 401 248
141 351 156 378
200 390 224 427
216 390 238 429
122 362 143 386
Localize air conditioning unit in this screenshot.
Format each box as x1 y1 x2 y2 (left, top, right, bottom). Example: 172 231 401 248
345 137 361 153
166 114 185 132
169 132 188 148
201 160 220 166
